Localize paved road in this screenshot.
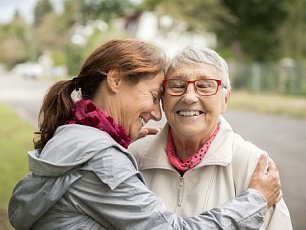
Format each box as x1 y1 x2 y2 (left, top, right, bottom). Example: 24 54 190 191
225 110 306 230
1 74 305 229
0 74 52 126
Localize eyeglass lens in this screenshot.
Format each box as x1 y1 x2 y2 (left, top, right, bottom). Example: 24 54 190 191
166 79 218 95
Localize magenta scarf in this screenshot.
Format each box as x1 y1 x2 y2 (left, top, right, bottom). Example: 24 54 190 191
167 126 219 175
66 100 131 148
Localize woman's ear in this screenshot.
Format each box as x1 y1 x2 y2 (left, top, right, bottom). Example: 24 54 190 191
224 90 231 104
221 90 231 114
106 70 121 93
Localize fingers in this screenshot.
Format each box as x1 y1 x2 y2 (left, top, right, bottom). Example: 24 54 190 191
249 154 283 207
135 127 161 141
266 157 280 184
254 154 268 176
267 157 277 172
133 128 149 142
268 189 283 208
278 189 283 202
145 127 161 135
138 128 149 138
266 157 282 207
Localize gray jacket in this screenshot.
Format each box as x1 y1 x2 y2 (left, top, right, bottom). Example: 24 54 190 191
8 124 267 230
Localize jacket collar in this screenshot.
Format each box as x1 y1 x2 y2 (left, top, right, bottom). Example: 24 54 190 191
138 116 234 171
29 124 136 177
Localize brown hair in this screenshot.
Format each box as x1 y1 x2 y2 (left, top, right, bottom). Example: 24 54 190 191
34 38 167 150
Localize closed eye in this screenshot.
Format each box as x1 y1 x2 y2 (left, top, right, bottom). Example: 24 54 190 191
152 93 161 104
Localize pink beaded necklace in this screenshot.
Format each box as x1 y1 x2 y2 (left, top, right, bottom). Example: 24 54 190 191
167 126 219 175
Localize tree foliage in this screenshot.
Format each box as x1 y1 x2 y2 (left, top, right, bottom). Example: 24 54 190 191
57 0 139 28
218 0 287 62
0 0 138 73
143 0 305 62
34 0 54 26
0 12 31 67
278 0 306 60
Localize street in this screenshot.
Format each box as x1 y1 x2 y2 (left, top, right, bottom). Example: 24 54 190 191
0 74 51 126
1 74 305 229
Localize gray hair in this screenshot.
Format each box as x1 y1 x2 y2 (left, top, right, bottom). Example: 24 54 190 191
167 47 231 94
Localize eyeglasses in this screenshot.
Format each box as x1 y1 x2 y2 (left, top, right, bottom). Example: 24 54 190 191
162 79 226 96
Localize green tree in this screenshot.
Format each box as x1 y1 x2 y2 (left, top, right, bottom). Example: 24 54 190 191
71 0 137 24
278 0 306 60
143 0 290 62
33 13 72 54
144 0 233 32
218 0 287 62
32 0 82 74
0 11 31 68
34 0 53 26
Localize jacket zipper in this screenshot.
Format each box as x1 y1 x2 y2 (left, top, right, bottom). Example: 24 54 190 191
178 177 184 206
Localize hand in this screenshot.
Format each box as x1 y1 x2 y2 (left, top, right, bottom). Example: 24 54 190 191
248 154 282 207
133 127 161 142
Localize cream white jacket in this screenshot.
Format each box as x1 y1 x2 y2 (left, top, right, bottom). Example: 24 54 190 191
129 116 292 230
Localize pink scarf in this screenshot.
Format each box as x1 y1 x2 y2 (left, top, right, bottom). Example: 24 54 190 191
66 100 131 148
167 127 219 175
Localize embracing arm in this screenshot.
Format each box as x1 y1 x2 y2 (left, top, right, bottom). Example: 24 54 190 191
66 151 282 230
231 136 292 230
70 172 268 230
248 155 292 229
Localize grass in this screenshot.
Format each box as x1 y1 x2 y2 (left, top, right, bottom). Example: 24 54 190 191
229 91 306 119
0 104 34 230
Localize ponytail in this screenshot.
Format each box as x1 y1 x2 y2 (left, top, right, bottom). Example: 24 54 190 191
34 38 167 150
34 80 75 150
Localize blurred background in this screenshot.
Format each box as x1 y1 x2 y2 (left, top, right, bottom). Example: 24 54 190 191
0 0 305 229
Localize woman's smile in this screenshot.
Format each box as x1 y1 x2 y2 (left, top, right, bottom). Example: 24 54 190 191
177 110 204 117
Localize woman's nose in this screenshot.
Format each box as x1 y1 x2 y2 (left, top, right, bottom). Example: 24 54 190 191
181 84 199 104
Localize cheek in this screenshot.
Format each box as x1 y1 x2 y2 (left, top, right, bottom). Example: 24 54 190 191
135 98 155 115
163 103 175 120
203 97 222 114
162 96 175 113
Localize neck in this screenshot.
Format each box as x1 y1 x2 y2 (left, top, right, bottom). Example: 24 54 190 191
171 125 218 161
94 85 121 126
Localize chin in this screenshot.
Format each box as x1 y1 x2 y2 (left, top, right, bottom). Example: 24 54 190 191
129 122 143 141
175 126 203 136
129 129 140 141
129 133 137 141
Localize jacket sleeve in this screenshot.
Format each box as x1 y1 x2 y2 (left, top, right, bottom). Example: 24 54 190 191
66 148 268 230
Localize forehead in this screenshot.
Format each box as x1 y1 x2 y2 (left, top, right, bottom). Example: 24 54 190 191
166 62 221 80
137 71 165 91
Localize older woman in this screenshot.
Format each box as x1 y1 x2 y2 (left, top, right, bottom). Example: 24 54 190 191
130 47 292 229
9 39 281 230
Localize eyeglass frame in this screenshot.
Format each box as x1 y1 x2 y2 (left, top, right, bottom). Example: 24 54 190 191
162 78 227 96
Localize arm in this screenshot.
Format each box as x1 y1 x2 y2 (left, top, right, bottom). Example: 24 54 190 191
232 138 293 230
70 172 267 230
67 150 277 230
248 155 292 230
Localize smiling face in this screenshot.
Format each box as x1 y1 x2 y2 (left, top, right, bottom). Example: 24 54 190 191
117 71 165 140
163 62 229 141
